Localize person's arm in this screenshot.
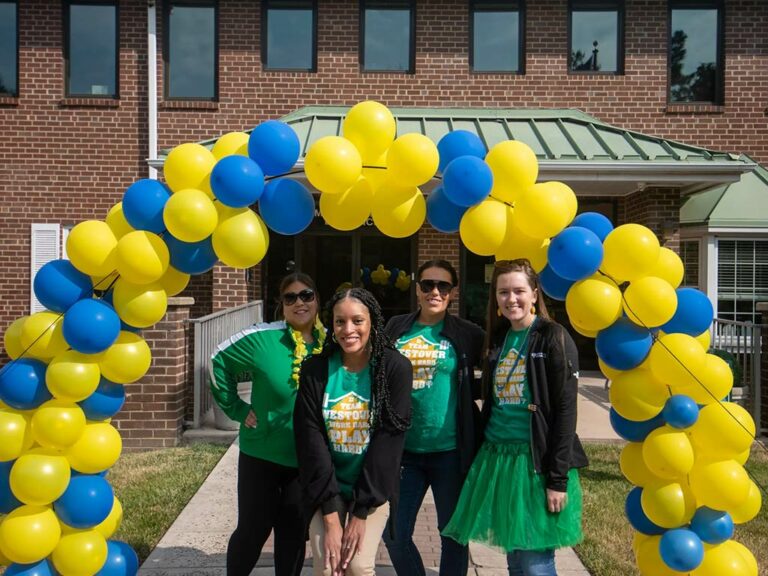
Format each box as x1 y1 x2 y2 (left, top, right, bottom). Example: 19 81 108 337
209 330 259 424
469 323 486 401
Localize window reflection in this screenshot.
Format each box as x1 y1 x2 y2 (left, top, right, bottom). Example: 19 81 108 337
570 10 618 72
168 3 216 99
68 4 117 97
266 3 314 70
0 2 16 96
472 5 521 72
363 4 412 72
670 7 720 103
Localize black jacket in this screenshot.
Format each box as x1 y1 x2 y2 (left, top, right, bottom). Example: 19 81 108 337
293 348 412 521
385 311 485 477
481 317 588 491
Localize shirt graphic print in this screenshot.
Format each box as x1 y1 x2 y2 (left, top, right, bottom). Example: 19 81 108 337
323 391 371 455
398 334 451 390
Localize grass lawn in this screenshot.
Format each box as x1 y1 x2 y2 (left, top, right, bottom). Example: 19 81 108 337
577 442 768 576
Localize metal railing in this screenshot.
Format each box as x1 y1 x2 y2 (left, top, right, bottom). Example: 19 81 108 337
188 301 263 429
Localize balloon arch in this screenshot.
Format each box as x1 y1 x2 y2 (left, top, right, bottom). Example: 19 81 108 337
0 101 760 575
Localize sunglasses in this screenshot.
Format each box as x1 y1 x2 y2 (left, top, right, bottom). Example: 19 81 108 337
417 279 453 296
282 289 316 306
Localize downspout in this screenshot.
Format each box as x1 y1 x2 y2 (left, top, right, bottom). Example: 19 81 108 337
147 0 158 179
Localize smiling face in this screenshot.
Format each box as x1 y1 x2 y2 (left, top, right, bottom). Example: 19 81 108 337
495 271 537 330
281 281 318 333
416 266 455 322
332 297 372 358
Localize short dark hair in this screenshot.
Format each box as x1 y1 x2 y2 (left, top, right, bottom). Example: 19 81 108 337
417 259 458 286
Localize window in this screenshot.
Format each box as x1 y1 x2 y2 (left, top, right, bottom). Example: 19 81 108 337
717 239 768 323
568 0 622 73
0 1 18 96
165 1 217 99
680 239 700 288
262 0 316 71
470 1 524 73
64 2 118 97
669 1 723 104
361 0 414 72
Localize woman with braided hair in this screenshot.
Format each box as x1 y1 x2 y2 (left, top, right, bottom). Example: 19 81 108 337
294 288 412 576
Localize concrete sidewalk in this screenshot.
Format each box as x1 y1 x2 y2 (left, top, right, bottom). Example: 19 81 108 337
140 374 618 575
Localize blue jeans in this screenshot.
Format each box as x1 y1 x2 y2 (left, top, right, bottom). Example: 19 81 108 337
506 549 556 576
384 449 468 576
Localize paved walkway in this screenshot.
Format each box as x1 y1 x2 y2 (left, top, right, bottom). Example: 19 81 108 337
140 374 618 575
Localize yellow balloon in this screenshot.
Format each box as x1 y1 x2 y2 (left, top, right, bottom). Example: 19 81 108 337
163 188 219 243
10 448 71 505
31 399 86 449
362 153 389 191
386 133 439 187
689 460 750 511
609 368 668 421
648 333 706 389
211 131 249 160
3 316 27 359
112 279 168 328
157 265 190 297
320 177 374 231
620 442 661 486
104 203 134 240
99 331 151 384
52 529 108 576
623 276 677 328
598 358 623 382
725 541 758 576
66 220 118 278
0 505 61 564
305 136 363 194
641 480 696 528
90 270 120 293
729 480 761 524
565 274 623 331
495 220 550 272
677 354 733 405
20 311 68 361
632 531 650 556
0 409 33 461
688 401 754 459
46 350 102 402
514 182 576 239
115 230 170 285
163 142 215 195
459 199 510 256
485 140 538 203
635 535 680 576
93 495 123 539
66 422 122 474
693 542 750 576
694 329 711 350
372 186 427 239
342 101 396 163
650 247 684 288
0 544 8 566
601 224 660 283
642 425 694 479
212 208 270 268
570 320 599 339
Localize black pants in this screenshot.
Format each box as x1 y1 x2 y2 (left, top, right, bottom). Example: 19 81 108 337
227 452 306 576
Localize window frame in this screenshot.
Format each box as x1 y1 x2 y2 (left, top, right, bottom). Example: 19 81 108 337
716 237 768 324
0 0 19 97
63 0 120 98
163 0 219 101
667 0 725 105
261 0 318 72
468 0 526 74
359 0 416 74
567 0 624 75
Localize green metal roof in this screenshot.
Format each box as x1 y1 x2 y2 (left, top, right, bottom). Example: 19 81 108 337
681 160 768 229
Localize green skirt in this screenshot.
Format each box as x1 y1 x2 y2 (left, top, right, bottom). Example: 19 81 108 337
442 442 583 552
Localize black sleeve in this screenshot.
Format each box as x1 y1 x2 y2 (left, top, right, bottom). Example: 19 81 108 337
469 323 486 401
544 325 580 492
351 351 412 518
293 357 343 516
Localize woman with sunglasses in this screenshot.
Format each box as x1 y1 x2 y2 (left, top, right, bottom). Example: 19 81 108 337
383 260 484 576
294 288 412 576
210 272 326 576
443 259 588 576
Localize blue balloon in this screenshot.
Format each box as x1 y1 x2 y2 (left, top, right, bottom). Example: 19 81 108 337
539 265 575 301
165 235 218 275
389 267 400 286
570 212 614 242
659 529 704 571
609 408 664 442
248 120 300 176
122 179 171 233
0 359 51 410
625 487 665 535
661 288 714 336
690 507 734 544
596 318 653 370
662 394 699 429
437 130 486 173
258 179 314 235
547 226 604 281
210 155 265 208
97 541 139 576
63 299 121 354
5 560 55 576
426 185 468 233
442 156 493 207
0 460 22 514
78 378 126 421
33 260 93 313
54 474 114 529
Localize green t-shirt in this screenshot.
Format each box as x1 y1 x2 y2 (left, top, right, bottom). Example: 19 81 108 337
484 327 532 444
396 321 458 452
323 352 372 499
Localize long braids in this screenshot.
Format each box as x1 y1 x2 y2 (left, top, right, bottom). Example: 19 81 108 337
323 288 410 432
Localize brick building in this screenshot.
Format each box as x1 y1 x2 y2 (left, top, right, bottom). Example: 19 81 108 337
1 0 766 446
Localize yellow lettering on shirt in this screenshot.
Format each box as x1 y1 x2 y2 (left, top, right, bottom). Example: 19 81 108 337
397 334 450 390
323 392 370 454
494 347 526 406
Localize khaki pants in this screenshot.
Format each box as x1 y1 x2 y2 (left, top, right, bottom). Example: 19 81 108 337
309 501 390 576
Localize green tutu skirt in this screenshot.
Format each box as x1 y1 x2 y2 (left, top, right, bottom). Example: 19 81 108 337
442 442 583 552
